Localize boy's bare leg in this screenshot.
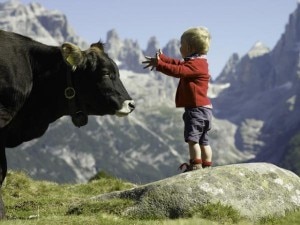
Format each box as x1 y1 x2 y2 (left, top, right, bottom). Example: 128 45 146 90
200 144 212 164
188 141 201 160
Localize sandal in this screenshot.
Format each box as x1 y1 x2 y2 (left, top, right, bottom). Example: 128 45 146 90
179 159 202 172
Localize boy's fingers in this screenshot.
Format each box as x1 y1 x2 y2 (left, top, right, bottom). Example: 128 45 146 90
142 55 157 70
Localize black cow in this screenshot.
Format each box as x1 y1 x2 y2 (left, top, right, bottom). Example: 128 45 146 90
0 30 135 217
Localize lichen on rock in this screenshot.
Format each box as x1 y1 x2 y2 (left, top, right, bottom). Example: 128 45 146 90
93 163 300 221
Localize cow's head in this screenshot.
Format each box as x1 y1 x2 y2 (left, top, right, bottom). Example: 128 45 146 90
61 42 135 124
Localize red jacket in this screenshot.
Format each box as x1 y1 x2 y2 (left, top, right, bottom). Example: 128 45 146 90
156 54 211 108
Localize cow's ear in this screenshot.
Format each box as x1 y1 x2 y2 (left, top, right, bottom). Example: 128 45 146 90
61 43 84 69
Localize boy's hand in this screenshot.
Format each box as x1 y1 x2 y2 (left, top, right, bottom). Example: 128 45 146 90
142 56 157 71
142 50 161 71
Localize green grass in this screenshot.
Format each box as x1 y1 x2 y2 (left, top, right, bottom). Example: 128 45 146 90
0 170 300 225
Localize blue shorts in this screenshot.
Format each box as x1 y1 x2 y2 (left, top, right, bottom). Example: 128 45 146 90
183 107 212 145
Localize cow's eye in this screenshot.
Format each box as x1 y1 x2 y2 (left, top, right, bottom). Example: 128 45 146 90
103 73 116 80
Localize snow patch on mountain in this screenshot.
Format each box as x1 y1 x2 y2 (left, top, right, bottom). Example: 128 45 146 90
208 83 230 98
247 41 270 58
52 147 97 183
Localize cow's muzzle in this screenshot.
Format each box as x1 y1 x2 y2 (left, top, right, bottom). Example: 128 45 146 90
115 100 135 117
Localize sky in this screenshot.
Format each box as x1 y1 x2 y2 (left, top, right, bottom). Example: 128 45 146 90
5 0 300 78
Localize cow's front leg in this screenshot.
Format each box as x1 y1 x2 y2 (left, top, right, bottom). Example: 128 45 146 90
0 138 7 219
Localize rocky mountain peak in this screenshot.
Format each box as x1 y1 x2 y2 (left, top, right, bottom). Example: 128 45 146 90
106 29 120 41
0 0 87 48
104 29 145 72
288 2 300 43
215 53 240 83
247 41 270 59
144 36 160 56
162 39 181 58
0 0 20 9
105 29 123 60
273 2 300 56
0 0 30 17
270 3 300 86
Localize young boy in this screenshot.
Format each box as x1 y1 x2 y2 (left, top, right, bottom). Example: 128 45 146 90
143 27 213 172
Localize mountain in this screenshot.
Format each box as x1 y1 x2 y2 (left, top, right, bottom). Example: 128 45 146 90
1 0 299 184
0 0 88 48
213 2 300 168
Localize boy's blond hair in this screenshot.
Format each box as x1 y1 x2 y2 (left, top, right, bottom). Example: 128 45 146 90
181 27 211 54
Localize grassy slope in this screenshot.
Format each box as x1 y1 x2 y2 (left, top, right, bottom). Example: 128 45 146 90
0 170 299 225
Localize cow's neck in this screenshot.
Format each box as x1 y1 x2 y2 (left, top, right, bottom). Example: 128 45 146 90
29 45 88 126
29 45 69 119
64 67 88 127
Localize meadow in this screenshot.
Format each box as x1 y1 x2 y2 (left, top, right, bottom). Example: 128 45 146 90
1 170 299 225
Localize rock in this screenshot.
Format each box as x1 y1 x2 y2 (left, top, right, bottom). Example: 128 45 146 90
93 163 300 221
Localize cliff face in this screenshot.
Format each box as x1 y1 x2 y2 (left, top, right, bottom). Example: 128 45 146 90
213 3 300 163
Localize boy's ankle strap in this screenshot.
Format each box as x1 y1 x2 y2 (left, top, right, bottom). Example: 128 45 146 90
190 159 202 164
202 161 212 167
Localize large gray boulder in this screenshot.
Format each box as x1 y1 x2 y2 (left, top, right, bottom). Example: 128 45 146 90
93 163 300 221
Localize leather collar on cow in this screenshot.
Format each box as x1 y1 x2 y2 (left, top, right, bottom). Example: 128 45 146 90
64 66 88 127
